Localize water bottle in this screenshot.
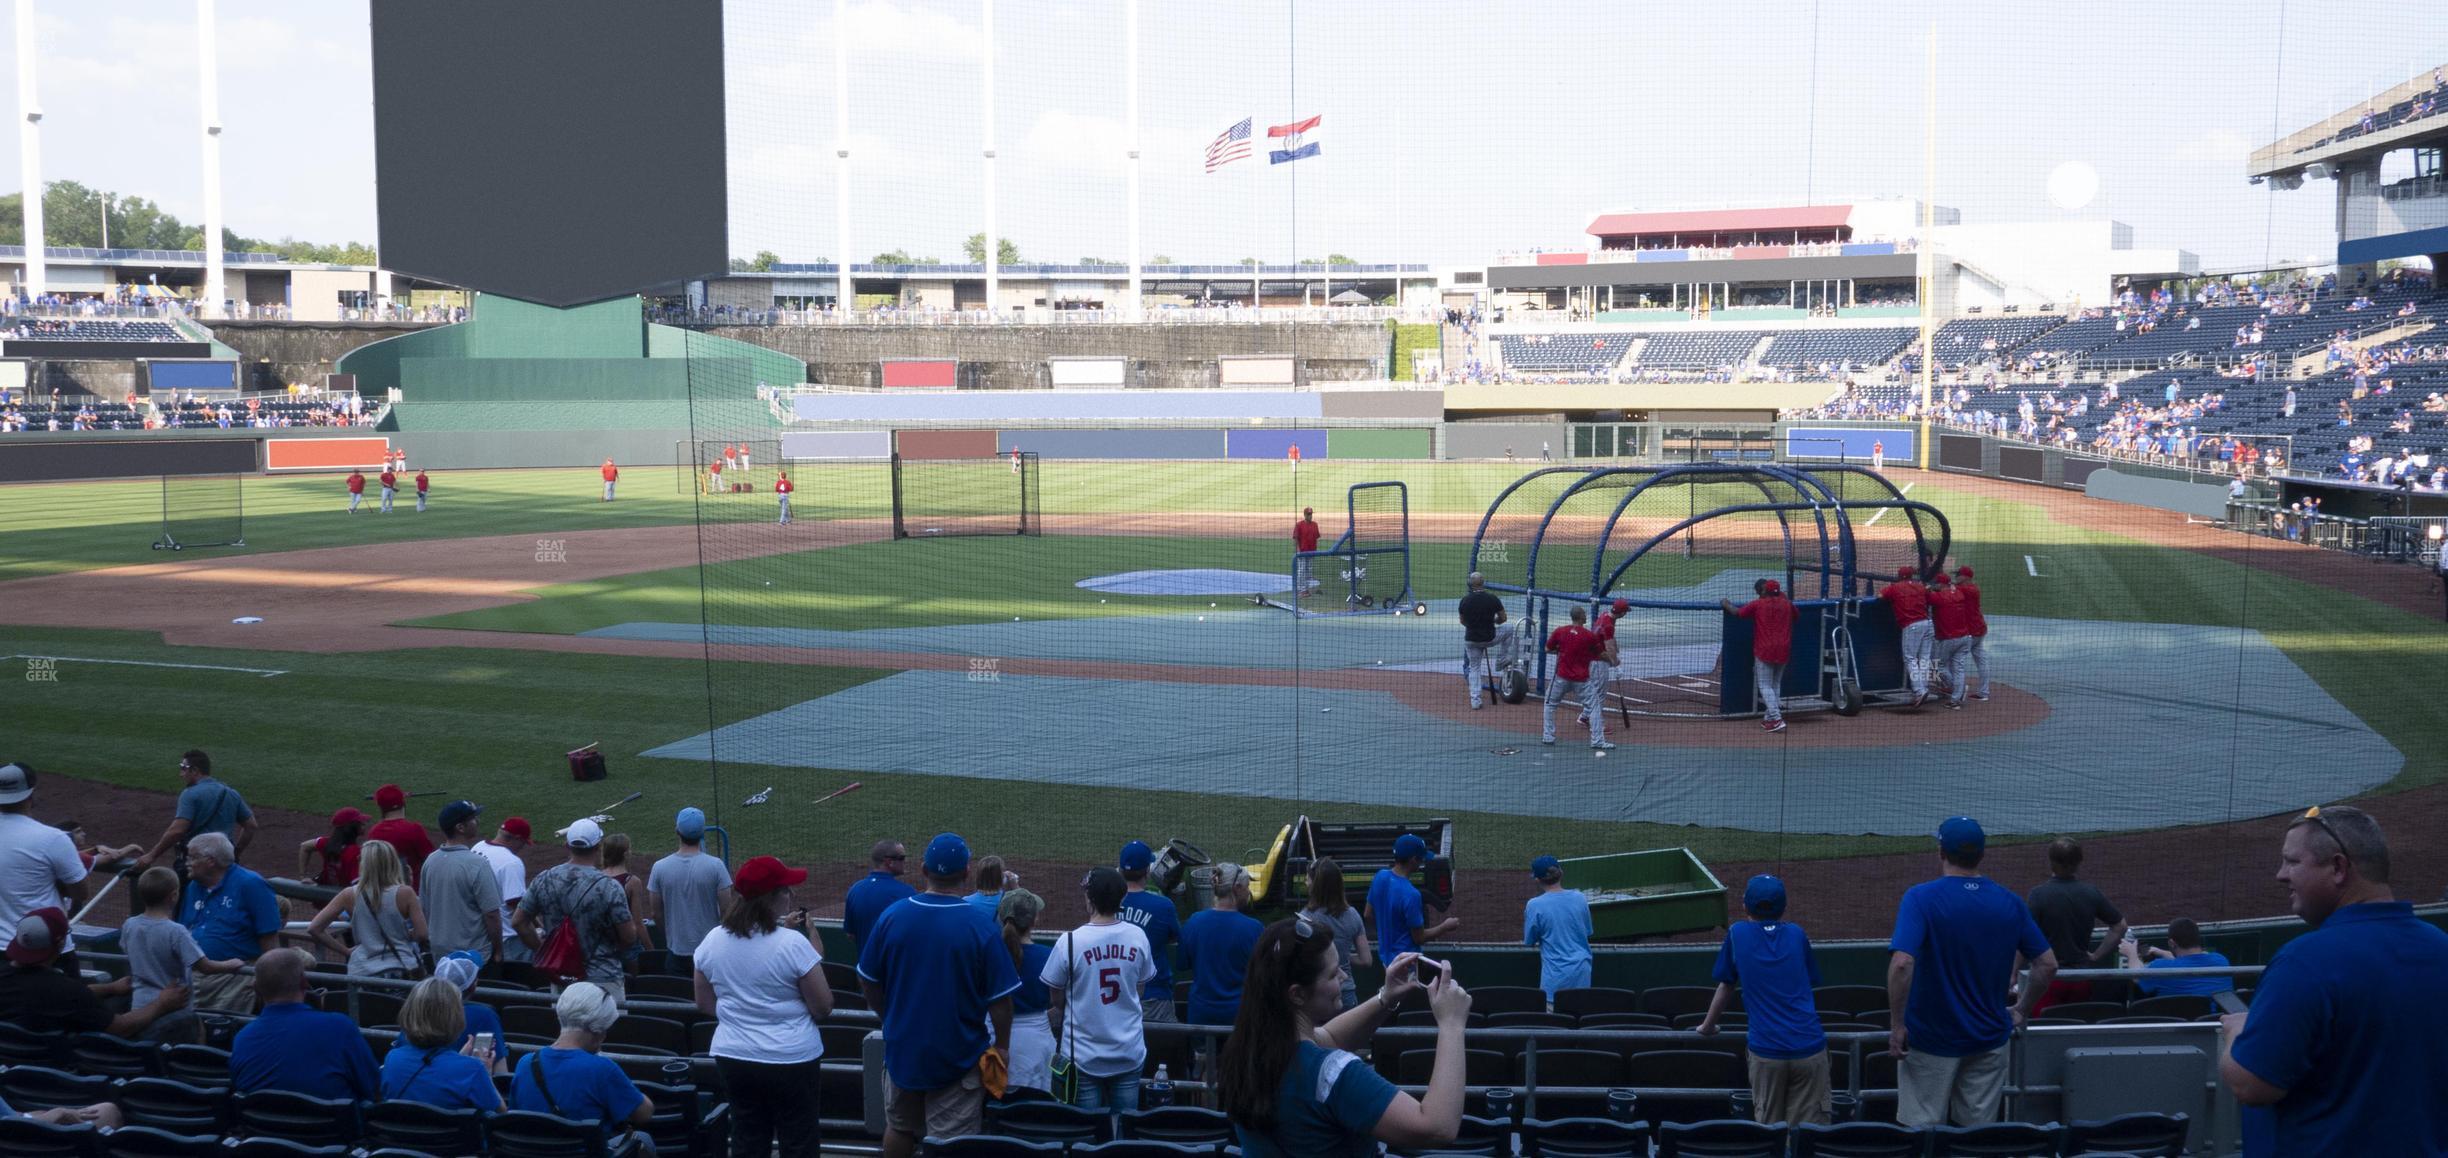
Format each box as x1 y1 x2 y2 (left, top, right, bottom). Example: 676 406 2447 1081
1144 1064 1173 1109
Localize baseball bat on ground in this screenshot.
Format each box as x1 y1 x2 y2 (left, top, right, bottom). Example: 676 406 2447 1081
811 782 862 806
553 791 646 837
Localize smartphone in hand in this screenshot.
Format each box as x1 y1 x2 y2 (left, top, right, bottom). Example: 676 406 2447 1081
1414 958 1445 983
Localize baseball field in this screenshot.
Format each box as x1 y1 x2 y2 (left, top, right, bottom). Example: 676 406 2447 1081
3 459 2442 935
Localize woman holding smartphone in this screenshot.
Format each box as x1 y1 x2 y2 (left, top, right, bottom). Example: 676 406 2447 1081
694 855 832 1158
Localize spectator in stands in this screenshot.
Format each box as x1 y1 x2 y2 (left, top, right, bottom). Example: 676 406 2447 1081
511 981 656 1146
1045 867 1157 1113
2115 918 2234 998
395 951 505 1062
1183 861 1266 1029
0 906 188 1038
180 831 282 1012
1117 840 1185 1023
1368 834 1460 961
477 817 532 965
230 947 381 1100
647 807 728 971
2224 806 2448 1154
136 749 255 876
0 762 88 965
1700 876 1828 1126
366 783 438 886
694 854 830 1158
122 866 242 1044
857 833 1018 1158
2025 838 2127 1011
598 833 650 975
1217 920 1469 1154
307 839 427 979
421 799 505 964
382 976 505 1110
966 854 1013 919
297 807 367 887
1522 855 1593 1003
843 838 915 954
513 818 635 1001
1888 817 2058 1127
1297 858 1369 1012
1000 890 1056 1094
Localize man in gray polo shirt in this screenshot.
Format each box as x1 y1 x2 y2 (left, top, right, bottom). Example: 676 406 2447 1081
645 806 729 972
418 799 503 964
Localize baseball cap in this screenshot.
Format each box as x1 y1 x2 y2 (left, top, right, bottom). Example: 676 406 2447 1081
676 807 707 841
373 784 407 810
501 817 532 839
329 807 368 828
1530 854 1561 880
924 832 972 877
733 855 809 899
1956 565 1974 578
1761 579 1782 595
1937 816 1986 855
0 762 34 807
565 817 604 849
1743 875 1789 919
1392 833 1428 861
1932 571 1952 585
6 907 67 966
436 800 483 833
1897 565 1916 580
1118 840 1156 872
1611 598 1630 613
434 951 483 992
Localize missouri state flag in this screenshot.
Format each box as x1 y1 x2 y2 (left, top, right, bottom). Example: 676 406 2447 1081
1268 114 1321 164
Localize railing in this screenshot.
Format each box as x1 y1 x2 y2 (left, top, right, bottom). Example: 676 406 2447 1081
668 304 1435 327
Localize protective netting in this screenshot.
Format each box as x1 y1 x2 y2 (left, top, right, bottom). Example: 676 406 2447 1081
678 439 784 496
156 474 244 550
892 453 1041 539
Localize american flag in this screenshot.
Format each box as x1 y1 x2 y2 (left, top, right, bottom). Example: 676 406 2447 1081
1205 117 1252 172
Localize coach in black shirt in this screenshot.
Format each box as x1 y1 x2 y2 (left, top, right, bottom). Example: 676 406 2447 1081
1459 572 1509 709
2025 838 2126 1011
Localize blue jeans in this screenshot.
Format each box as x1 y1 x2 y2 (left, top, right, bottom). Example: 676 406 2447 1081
1076 1072 1141 1115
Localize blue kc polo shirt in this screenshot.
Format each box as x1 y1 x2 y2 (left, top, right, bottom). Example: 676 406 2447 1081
1889 875 2051 1057
856 893 1021 1091
2229 901 2448 1157
182 863 283 961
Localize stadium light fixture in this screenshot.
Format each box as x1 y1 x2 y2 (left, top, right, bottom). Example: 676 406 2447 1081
2428 523 2443 542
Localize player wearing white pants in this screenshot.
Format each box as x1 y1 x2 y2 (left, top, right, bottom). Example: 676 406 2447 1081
1724 579 1796 732
1458 574 1511 709
1579 597 1627 726
1880 568 1936 704
1955 566 1991 699
1929 572 1976 709
1541 606 1612 748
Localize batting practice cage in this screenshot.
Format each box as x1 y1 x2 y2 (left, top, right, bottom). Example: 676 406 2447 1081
152 474 245 551
892 452 1042 539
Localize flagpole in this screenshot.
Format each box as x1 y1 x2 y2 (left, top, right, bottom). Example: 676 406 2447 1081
981 0 997 321
1125 0 1141 320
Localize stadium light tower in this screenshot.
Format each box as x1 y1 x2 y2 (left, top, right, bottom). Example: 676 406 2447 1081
981 0 996 319
199 0 226 318
14 0 45 304
1126 0 1140 318
834 0 851 316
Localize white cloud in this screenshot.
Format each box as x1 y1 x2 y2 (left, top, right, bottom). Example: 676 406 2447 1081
842 0 979 61
2170 129 2254 166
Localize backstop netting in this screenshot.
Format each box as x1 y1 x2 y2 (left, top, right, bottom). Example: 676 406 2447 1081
892 452 1041 539
154 474 244 550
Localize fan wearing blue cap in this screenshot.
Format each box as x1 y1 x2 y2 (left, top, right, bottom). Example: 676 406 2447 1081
1887 816 2058 1129
646 806 730 967
856 832 1022 1152
1367 834 1460 961
1522 856 1592 1003
1698 875 1829 1125
1114 840 1184 1022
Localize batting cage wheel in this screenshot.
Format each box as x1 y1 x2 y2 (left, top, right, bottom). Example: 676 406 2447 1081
1502 669 1529 704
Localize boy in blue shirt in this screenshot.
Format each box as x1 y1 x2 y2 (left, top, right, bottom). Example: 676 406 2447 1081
2115 918 2234 998
1520 855 1591 1003
1365 834 1459 960
1116 840 1184 1022
1699 876 1827 1125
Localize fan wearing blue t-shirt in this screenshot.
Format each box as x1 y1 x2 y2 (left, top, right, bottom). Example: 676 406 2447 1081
1179 861 1264 1025
1365 834 1459 961
382 976 506 1112
1887 817 2057 1129
510 983 651 1140
1520 856 1591 1000
2223 806 2448 1157
1116 840 1184 1021
843 840 917 951
2113 918 2234 999
857 833 1020 1158
1699 875 1827 1126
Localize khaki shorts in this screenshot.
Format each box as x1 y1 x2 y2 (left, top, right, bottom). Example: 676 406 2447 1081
192 970 257 1014
1897 1042 2010 1127
1747 1049 1831 1126
884 1066 985 1140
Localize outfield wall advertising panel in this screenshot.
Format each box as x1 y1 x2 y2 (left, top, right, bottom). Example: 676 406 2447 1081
1047 358 1128 387
894 429 999 459
1218 356 1296 386
0 438 258 482
266 437 394 472
782 430 894 459
881 360 959 389
1938 433 1985 471
1226 427 1327 460
1783 426 1913 461
996 428 1227 459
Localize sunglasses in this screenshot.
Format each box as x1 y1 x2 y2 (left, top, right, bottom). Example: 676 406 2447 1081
2297 806 2350 863
1270 915 1323 956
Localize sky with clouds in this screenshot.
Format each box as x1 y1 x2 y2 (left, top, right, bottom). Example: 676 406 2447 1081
4 1 2443 271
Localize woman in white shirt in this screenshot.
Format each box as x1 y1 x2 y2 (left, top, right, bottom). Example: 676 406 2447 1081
1042 866 1157 1113
693 855 832 1158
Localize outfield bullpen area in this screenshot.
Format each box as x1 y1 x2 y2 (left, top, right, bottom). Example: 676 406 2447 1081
3 459 2444 935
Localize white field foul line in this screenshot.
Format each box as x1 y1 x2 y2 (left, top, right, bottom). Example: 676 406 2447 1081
2025 555 2047 578
7 655 288 678
1863 482 1915 527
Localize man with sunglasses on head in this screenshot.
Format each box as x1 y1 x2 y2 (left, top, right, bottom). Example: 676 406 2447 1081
2223 805 2448 1156
137 750 256 876
845 840 916 956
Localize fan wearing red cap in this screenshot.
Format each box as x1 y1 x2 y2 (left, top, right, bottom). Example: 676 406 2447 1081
365 785 438 889
1955 567 1990 701
299 807 369 887
1723 578 1797 732
1579 597 1630 727
1879 565 1936 706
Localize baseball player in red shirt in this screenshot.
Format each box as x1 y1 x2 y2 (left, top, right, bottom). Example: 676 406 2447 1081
377 466 398 514
1543 605 1614 749
601 458 619 501
776 470 794 524
707 454 727 495
1879 565 1936 706
1579 597 1628 726
1293 506 1322 598
1956 565 1990 700
1722 578 1796 732
346 469 366 514
414 470 430 513
1928 572 1975 710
